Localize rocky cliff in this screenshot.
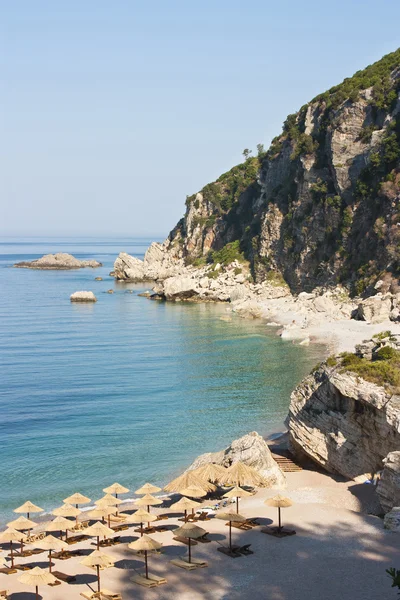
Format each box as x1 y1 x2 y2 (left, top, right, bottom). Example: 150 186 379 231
286 335 400 484
162 49 400 296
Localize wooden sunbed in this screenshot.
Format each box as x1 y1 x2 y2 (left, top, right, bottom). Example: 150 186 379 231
0 569 17 576
0 590 9 599
183 557 208 568
170 558 197 571
65 534 88 544
131 573 166 587
217 546 241 558
15 564 33 571
237 544 254 555
228 521 252 530
134 526 156 535
111 524 129 532
196 533 211 543
155 514 168 521
173 536 198 546
81 589 122 600
52 570 76 582
153 525 169 533
261 526 296 538
195 511 212 521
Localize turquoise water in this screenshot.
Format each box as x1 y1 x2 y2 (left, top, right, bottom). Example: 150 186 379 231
0 237 323 525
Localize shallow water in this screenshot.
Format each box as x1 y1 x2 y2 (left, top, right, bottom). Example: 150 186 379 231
0 237 323 524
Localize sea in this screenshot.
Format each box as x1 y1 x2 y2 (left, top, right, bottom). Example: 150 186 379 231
0 237 324 525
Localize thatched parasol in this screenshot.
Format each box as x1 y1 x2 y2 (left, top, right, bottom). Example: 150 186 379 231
63 492 91 509
0 528 27 567
53 503 81 526
83 522 114 550
81 550 114 593
103 482 129 498
128 534 162 579
134 493 162 515
164 470 216 494
18 566 57 600
216 511 246 550
127 509 157 535
35 534 68 572
96 494 123 516
45 516 72 540
173 522 207 563
180 485 207 499
171 496 201 522
7 516 37 552
218 461 268 488
135 482 162 495
86 506 113 523
14 501 43 519
265 495 293 531
223 485 252 513
191 463 227 483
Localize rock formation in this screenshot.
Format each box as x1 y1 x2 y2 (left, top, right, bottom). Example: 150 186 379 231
384 507 400 531
187 431 286 488
377 451 400 512
70 291 97 302
14 253 102 269
286 341 400 482
112 242 184 282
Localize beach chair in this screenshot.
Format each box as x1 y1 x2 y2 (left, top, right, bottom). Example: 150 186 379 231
237 544 254 555
197 511 212 521
130 574 158 588
170 558 197 571
183 557 208 568
99 589 123 600
111 524 129 532
0 569 17 576
229 521 252 530
155 514 168 521
52 570 76 582
0 590 8 599
196 533 211 543
173 536 198 546
217 546 241 558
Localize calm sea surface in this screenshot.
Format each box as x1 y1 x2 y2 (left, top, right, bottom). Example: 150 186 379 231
0 237 323 525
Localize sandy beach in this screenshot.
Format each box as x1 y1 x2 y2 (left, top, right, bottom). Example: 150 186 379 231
1 466 398 600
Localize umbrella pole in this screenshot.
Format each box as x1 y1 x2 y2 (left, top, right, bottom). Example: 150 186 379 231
236 497 239 514
36 585 39 600
65 528 68 540
188 538 191 563
97 536 100 550
145 550 148 579
229 522 232 551
49 549 52 572
278 507 281 531
116 493 119 515
10 540 14 568
184 509 187 522
140 521 143 537
97 564 101 593
108 515 111 528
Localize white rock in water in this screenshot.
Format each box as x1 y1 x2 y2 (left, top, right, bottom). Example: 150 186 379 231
384 507 400 532
70 291 97 303
14 252 102 270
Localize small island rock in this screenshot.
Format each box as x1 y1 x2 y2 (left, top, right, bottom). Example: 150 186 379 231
14 253 102 270
70 291 97 303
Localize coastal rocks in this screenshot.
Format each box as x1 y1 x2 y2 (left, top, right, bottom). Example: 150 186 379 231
14 253 102 270
357 294 393 323
163 275 199 300
286 351 400 481
377 451 400 513
384 507 400 532
95 277 103 281
187 431 286 488
70 291 97 303
113 252 145 281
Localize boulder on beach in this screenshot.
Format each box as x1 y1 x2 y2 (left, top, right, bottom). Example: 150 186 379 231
14 253 102 270
187 431 286 488
113 252 145 281
377 451 400 513
70 291 97 303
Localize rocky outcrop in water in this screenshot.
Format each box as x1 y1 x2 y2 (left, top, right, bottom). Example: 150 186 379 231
70 291 97 302
14 253 102 269
187 431 286 488
112 242 184 282
286 339 400 482
377 451 400 512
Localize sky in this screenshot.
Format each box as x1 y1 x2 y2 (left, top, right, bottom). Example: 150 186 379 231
1 1 400 238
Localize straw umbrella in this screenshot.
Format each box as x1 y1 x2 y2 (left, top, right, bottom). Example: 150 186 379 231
127 509 157 536
18 566 57 600
103 482 129 499
171 496 201 522
96 494 123 517
7 516 37 553
53 503 81 527
180 486 207 517
223 486 252 514
134 493 162 514
0 528 27 568
135 482 161 495
173 522 207 564
128 534 162 579
86 506 113 525
63 492 91 510
45 516 72 540
191 463 227 484
164 471 216 494
81 550 114 594
215 511 246 551
35 535 68 572
219 461 268 488
14 501 43 520
265 495 293 531
83 522 114 550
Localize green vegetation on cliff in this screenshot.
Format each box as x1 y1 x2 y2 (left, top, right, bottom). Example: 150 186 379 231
340 349 400 392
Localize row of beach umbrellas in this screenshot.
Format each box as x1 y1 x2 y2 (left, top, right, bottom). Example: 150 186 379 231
0 462 293 598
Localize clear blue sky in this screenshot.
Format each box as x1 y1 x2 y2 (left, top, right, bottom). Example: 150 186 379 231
2 1 400 237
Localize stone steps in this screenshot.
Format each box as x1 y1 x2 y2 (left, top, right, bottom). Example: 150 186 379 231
272 453 303 472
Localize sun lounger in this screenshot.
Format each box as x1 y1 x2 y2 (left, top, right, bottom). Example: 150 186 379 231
217 546 241 558
153 525 169 533
134 526 156 535
183 557 208 568
246 518 259 526
13 550 33 557
261 526 296 538
173 536 198 546
237 544 254 555
196 511 212 521
170 558 197 571
130 574 158 588
0 591 8 599
48 579 62 586
0 569 17 576
52 570 76 582
99 589 123 600
111 524 129 532
15 564 33 571
155 514 168 521
229 521 252 530
66 534 88 544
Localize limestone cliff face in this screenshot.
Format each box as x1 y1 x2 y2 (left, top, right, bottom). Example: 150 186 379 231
286 348 400 481
166 49 400 294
